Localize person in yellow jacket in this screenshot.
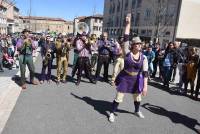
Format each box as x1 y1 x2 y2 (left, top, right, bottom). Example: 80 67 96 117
55 35 71 84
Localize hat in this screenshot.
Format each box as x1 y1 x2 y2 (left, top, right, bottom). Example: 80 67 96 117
131 37 142 44
81 31 87 36
22 29 31 34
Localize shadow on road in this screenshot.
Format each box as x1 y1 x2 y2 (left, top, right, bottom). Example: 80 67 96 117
71 93 133 118
148 81 200 101
148 81 184 96
142 103 200 134
11 75 21 86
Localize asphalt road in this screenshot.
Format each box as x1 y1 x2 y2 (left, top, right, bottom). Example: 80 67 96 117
2 52 200 134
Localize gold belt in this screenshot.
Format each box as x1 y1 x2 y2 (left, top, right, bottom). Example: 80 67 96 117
124 70 139 76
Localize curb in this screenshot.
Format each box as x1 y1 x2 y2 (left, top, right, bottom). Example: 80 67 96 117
0 48 40 134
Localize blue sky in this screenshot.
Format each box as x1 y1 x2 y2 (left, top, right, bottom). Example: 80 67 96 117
15 0 104 21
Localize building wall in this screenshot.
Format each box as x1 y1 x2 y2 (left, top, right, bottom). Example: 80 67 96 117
74 16 103 37
64 22 73 34
176 0 200 39
0 6 7 34
103 0 180 44
86 17 103 38
20 17 73 34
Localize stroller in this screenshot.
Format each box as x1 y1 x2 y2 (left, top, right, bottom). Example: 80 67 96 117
2 47 14 70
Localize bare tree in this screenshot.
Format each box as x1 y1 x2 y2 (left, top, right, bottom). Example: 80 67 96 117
142 0 176 43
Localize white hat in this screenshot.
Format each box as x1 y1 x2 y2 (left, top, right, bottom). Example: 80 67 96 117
131 37 142 44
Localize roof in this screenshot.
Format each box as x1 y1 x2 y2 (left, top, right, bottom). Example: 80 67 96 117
74 14 103 22
74 16 87 21
65 21 73 24
19 16 71 22
86 14 103 19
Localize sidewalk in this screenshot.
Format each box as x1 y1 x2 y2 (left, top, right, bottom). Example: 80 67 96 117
0 48 40 134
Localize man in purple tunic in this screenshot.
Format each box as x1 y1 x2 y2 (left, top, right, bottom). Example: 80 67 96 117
109 14 148 123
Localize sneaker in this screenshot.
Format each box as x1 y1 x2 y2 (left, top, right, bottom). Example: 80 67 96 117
75 81 80 86
31 80 39 85
21 84 27 90
56 81 60 85
109 113 115 123
135 111 145 118
40 80 44 84
61 80 67 83
47 80 52 84
110 81 115 86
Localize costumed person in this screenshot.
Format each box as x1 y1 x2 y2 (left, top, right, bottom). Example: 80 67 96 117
75 32 96 86
16 29 39 89
184 46 199 97
110 36 125 86
95 32 112 82
55 35 71 84
40 35 56 84
109 14 148 123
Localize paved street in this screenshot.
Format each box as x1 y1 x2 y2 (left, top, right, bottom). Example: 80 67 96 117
1 52 200 134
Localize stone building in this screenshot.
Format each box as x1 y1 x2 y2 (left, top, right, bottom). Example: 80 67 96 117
103 0 200 46
74 14 103 37
0 0 20 34
0 4 7 34
19 16 73 34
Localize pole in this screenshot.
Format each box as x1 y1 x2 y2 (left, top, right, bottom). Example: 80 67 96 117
29 0 32 31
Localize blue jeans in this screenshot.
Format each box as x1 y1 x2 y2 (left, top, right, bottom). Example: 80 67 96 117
148 62 154 75
163 66 172 85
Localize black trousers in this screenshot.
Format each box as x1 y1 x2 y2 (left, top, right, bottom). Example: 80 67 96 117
171 65 177 81
95 55 110 80
152 60 158 77
195 72 200 98
40 59 53 81
77 57 93 82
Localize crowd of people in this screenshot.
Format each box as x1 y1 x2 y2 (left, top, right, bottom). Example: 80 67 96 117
0 14 199 123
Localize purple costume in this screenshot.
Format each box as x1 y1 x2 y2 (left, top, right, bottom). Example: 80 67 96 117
115 52 144 94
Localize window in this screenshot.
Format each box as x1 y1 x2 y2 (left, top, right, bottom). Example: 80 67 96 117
93 26 99 31
144 9 151 19
131 14 135 23
125 0 128 10
112 3 115 13
165 31 170 36
117 1 120 12
109 5 112 14
147 30 152 36
141 30 146 35
125 0 129 10
135 13 140 26
132 0 136 8
68 26 70 30
123 15 126 26
137 0 142 8
116 17 119 27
